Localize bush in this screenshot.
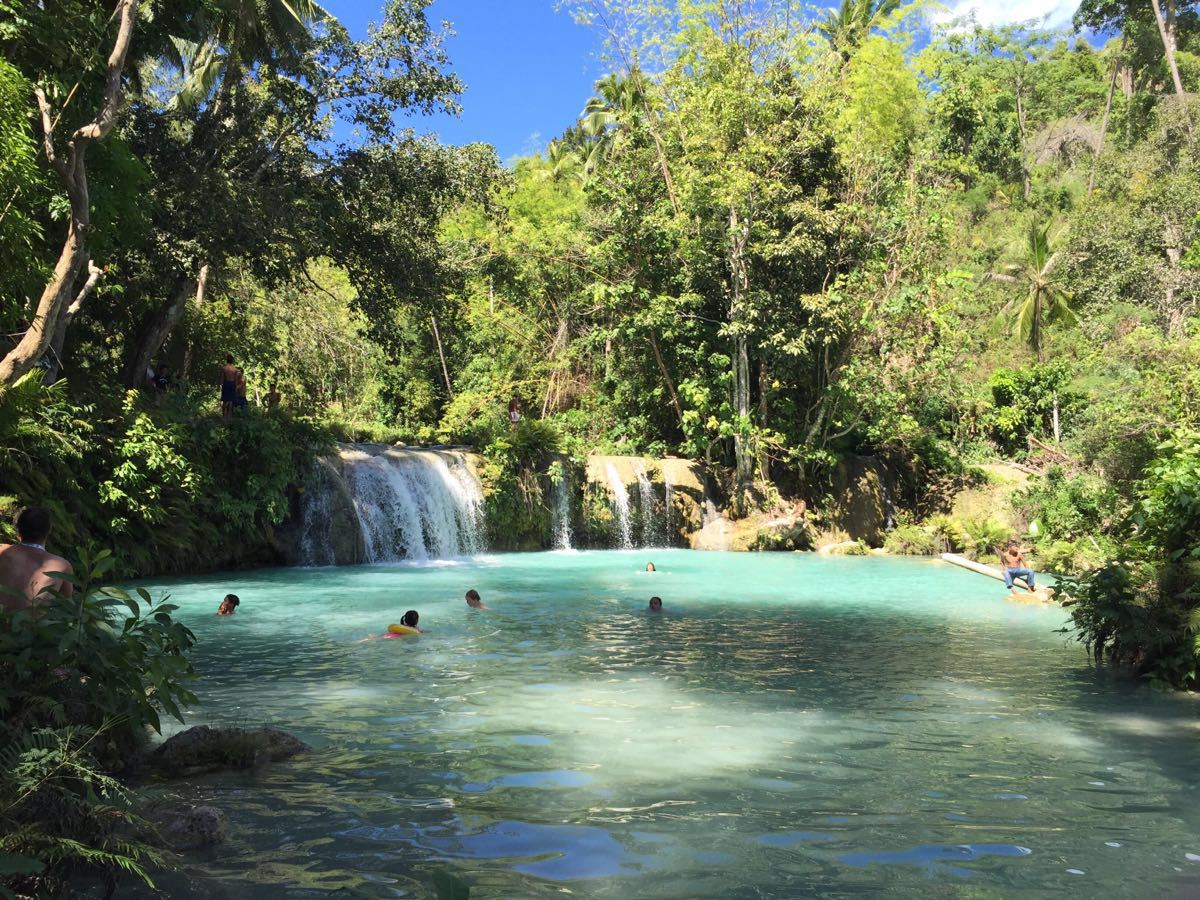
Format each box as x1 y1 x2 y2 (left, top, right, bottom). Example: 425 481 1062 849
884 524 941 555
1014 466 1115 544
1060 562 1198 690
984 362 1074 453
0 550 197 893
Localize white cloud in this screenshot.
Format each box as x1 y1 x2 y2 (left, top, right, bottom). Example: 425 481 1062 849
936 0 1081 29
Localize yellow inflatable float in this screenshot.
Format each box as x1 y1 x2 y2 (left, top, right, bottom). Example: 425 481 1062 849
387 624 421 635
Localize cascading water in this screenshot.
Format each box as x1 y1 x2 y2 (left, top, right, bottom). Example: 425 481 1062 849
604 463 635 550
552 476 573 550
634 462 659 546
300 446 485 564
297 460 338 566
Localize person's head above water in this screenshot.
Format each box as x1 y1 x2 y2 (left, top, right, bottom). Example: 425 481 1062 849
217 593 240 615
645 562 656 572
465 589 486 609
648 596 663 612
401 609 419 627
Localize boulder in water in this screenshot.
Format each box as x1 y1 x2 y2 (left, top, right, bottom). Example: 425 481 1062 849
164 805 227 850
152 725 310 777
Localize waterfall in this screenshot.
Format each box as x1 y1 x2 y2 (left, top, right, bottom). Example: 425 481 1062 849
604 463 635 549
302 446 485 564
634 461 658 546
877 462 896 531
297 461 337 566
552 475 573 550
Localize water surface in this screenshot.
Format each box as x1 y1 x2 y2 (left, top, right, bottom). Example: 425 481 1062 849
141 551 1200 898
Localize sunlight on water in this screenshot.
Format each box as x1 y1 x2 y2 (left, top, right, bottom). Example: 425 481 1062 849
140 551 1200 898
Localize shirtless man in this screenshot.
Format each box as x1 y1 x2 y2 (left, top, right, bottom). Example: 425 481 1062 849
219 354 239 416
0 507 73 612
998 540 1035 592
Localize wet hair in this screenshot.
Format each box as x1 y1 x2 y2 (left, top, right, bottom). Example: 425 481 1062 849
465 589 481 604
15 507 51 543
401 610 419 627
217 594 240 615
1007 540 1020 548
646 562 655 572
225 354 234 363
649 596 663 608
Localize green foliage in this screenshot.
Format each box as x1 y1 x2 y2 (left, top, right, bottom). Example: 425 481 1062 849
1015 466 1114 544
0 550 197 892
1138 429 1200 561
1060 562 1198 689
884 523 942 555
985 362 1072 452
0 549 197 744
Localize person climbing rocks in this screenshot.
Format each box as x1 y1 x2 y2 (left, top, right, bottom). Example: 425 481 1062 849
0 507 74 612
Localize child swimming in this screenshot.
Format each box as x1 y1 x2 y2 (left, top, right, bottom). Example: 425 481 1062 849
385 609 424 637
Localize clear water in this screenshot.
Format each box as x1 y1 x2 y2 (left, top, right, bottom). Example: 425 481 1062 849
140 551 1200 898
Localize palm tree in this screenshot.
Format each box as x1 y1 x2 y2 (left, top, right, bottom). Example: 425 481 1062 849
578 73 644 175
817 0 904 61
989 222 1078 440
169 0 329 113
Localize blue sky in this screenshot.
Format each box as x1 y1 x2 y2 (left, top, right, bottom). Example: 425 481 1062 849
323 1 1083 162
323 0 607 162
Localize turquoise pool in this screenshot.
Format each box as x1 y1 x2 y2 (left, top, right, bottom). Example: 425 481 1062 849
141 550 1200 897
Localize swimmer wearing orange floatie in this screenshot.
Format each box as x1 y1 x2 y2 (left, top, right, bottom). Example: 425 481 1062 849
385 609 424 637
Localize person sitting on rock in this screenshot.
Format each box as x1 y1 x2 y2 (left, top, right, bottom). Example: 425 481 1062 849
465 589 488 609
648 596 663 613
217 594 240 615
998 540 1035 592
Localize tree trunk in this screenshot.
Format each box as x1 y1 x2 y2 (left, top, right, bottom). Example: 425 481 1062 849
1090 37 1125 196
181 261 210 380
45 259 103 383
123 275 193 388
430 314 453 400
648 330 684 426
727 206 754 514
1151 0 1188 99
0 0 140 387
1052 391 1061 443
1014 72 1032 201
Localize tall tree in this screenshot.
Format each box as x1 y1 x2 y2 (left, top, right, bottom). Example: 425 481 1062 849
0 1 145 387
989 223 1078 440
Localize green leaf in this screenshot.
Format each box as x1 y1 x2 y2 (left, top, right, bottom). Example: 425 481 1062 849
0 851 45 876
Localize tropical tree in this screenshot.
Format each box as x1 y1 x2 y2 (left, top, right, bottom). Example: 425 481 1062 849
817 0 905 61
989 223 1078 440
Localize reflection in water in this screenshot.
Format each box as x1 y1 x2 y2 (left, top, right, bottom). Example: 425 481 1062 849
140 551 1200 898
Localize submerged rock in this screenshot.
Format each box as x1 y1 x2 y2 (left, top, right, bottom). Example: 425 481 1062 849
164 805 227 850
153 725 310 777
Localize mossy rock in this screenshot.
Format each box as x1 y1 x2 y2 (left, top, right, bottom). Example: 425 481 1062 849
152 725 310 777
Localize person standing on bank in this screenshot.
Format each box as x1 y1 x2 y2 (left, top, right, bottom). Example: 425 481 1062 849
0 507 74 612
219 355 239 417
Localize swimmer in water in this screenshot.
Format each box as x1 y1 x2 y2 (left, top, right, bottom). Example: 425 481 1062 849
217 593 240 616
465 589 488 609
381 609 424 639
646 562 656 572
648 596 663 612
